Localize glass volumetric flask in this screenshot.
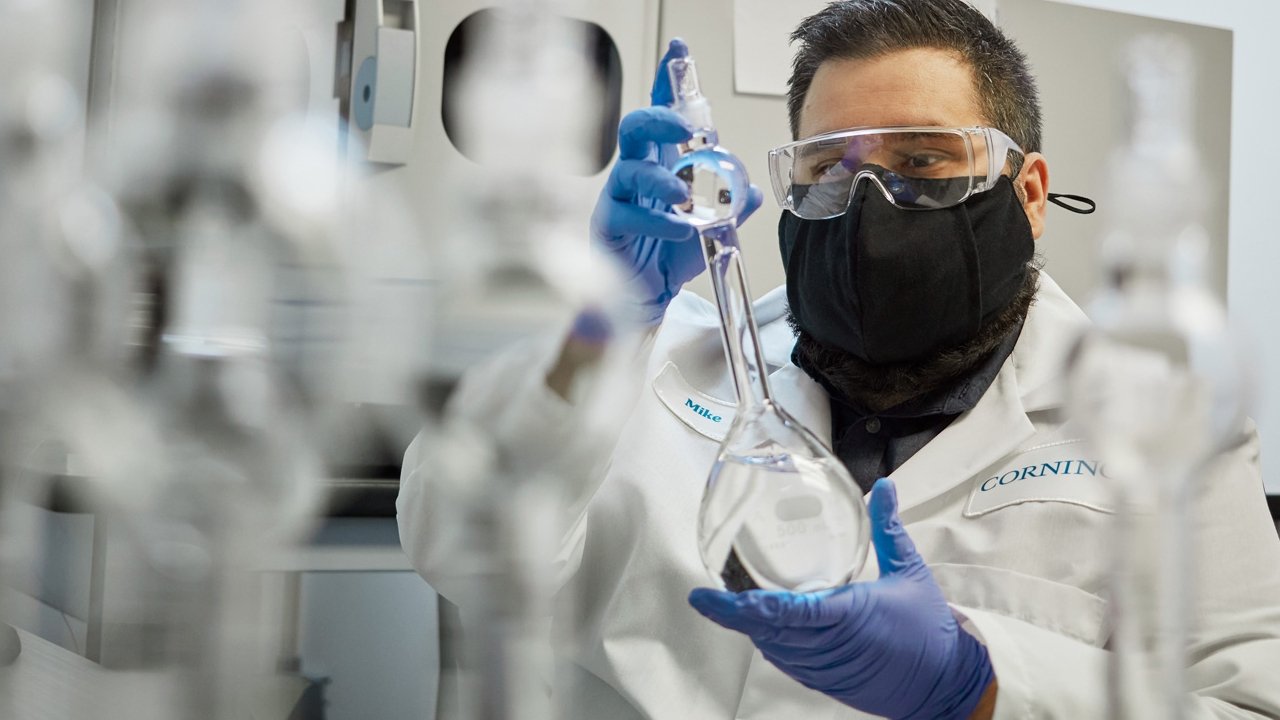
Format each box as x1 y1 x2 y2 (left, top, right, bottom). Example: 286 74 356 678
668 56 870 593
699 379 870 593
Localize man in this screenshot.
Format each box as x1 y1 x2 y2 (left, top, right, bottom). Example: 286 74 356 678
399 1 1280 717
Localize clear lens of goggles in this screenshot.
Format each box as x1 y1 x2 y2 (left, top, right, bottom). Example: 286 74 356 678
768 127 1023 219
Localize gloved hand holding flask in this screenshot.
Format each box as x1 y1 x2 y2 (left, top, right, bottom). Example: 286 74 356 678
589 39 762 325
691 478 997 720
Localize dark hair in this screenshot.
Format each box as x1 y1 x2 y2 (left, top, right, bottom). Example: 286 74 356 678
787 0 1042 156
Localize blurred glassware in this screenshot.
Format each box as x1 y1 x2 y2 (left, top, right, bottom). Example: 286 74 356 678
421 2 640 719
0 2 136 717
36 1 422 717
1065 35 1249 720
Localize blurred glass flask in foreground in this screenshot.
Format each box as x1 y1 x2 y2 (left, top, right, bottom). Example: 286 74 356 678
1065 35 1248 720
427 3 612 720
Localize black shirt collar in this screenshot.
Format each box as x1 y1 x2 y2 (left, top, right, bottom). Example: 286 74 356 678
800 319 1024 427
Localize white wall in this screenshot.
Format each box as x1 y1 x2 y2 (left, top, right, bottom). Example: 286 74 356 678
998 1 1232 303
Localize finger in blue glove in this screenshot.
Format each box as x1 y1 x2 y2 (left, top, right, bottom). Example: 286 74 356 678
689 478 995 720
590 38 766 326
651 37 690 107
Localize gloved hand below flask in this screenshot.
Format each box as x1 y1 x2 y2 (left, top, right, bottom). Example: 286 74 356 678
589 38 762 325
690 478 996 720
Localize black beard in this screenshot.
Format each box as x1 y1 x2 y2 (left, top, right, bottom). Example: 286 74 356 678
789 262 1041 413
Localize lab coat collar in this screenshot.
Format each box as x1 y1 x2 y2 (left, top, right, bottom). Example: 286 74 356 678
756 272 1088 517
887 354 1036 516
667 284 797 371
666 273 1085 516
886 272 1088 515
1009 272 1089 413
751 284 790 327
762 348 1034 519
769 362 833 448
669 284 789 327
753 285 799 370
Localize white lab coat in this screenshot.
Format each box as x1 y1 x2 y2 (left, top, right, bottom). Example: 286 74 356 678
398 273 1280 719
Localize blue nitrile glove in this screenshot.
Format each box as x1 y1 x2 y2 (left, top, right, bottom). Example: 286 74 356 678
590 38 763 325
689 478 995 720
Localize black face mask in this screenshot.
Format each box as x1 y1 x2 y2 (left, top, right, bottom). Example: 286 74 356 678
779 175 1035 365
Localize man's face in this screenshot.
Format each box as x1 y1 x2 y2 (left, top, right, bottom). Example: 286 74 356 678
797 47 1047 239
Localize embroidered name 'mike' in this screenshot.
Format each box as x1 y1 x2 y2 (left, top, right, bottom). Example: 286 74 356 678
685 398 723 423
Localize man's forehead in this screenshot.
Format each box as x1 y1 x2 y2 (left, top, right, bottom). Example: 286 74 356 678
797 48 986 139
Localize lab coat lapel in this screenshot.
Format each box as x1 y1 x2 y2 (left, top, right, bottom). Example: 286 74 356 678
768 363 833 449
884 273 1086 516
665 286 796 402
888 357 1036 517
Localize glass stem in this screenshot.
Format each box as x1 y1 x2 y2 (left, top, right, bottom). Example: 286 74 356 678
701 222 771 413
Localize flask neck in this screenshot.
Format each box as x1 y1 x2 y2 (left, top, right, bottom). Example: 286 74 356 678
681 128 719 153
668 56 716 138
702 222 772 412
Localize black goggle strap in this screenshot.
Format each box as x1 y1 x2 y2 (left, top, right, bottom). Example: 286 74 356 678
1047 192 1096 214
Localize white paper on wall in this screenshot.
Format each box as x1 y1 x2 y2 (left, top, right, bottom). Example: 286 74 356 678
731 0 827 97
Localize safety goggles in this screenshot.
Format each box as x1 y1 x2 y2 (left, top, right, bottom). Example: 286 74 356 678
768 126 1025 219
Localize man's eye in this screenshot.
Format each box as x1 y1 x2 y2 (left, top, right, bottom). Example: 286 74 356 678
905 154 943 169
812 159 855 179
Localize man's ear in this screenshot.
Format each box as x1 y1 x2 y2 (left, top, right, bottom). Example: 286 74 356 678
1016 152 1049 240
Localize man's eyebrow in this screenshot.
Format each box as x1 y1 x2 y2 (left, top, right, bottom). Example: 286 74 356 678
884 118 956 129
894 130 964 140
